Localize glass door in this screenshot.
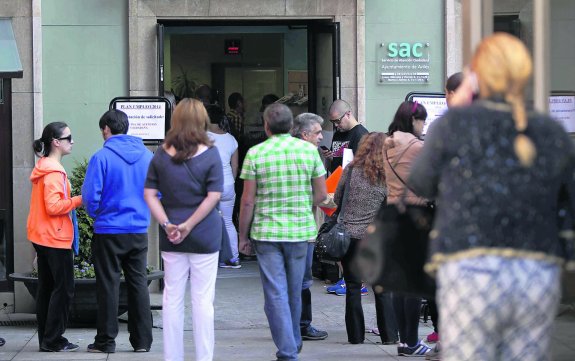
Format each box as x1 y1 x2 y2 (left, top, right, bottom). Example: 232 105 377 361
307 21 340 122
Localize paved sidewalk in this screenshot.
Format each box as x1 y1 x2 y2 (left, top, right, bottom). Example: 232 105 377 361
0 260 574 360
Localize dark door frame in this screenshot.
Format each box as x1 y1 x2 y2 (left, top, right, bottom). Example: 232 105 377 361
156 18 342 113
0 78 14 292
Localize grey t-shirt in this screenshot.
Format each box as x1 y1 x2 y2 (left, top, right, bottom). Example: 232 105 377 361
145 146 224 253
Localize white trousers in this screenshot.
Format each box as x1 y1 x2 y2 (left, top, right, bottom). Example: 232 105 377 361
220 184 239 259
162 251 219 361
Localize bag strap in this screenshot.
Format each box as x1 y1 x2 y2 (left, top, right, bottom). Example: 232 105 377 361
337 165 353 222
182 156 221 212
182 160 203 190
385 140 419 195
385 144 434 210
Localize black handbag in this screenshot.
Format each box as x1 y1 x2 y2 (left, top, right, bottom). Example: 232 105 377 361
316 166 353 261
356 150 436 298
357 202 436 298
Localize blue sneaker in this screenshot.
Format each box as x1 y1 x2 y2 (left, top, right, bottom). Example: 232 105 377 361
334 283 368 296
326 278 345 293
399 341 432 357
335 285 347 296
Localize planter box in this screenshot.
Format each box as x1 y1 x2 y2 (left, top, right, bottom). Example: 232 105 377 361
10 270 164 326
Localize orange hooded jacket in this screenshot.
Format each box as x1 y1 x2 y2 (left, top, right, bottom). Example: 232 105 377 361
27 157 82 249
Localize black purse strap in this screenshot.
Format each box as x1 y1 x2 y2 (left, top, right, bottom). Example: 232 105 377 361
385 143 434 210
385 140 419 196
182 157 221 212
182 160 204 191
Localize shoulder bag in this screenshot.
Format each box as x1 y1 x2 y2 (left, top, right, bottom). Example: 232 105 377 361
356 149 436 298
315 166 353 261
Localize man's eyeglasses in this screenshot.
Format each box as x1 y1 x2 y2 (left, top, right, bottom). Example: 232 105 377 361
56 134 73 142
330 112 347 124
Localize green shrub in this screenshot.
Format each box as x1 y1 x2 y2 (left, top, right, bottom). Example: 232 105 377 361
69 159 95 278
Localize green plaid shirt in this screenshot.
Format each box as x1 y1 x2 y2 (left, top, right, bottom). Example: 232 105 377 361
240 134 326 242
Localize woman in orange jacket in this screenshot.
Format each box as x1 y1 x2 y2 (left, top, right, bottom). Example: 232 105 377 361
27 122 82 352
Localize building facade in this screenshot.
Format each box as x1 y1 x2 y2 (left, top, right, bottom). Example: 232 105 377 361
0 0 573 311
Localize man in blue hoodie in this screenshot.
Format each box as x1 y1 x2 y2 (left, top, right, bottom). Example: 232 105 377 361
82 109 153 353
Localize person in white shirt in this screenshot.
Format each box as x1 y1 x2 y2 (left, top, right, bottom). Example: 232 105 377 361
206 105 241 268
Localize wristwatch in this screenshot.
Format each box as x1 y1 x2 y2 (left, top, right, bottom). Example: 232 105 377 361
161 220 171 229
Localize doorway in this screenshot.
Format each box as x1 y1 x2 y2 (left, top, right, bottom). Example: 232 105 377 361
0 78 14 291
157 19 340 126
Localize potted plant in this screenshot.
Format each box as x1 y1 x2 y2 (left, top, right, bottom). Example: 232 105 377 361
11 160 163 325
172 64 198 101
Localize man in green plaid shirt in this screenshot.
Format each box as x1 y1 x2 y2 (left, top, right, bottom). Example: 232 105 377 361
239 103 327 361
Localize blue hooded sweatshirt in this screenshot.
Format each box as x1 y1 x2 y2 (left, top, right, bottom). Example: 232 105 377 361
82 134 153 234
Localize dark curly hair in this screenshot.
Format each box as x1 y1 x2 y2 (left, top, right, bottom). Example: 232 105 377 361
350 132 387 185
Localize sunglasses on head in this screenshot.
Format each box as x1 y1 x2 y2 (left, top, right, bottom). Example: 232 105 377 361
56 134 73 142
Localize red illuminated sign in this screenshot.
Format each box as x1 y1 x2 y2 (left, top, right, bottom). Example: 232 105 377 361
225 39 241 55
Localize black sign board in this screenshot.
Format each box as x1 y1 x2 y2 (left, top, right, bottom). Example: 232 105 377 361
109 96 172 144
405 92 448 136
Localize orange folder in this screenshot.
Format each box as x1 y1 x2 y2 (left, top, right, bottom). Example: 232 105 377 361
325 166 342 193
319 166 342 216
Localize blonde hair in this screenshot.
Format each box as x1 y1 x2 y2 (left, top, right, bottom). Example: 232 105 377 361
164 98 212 163
472 32 535 167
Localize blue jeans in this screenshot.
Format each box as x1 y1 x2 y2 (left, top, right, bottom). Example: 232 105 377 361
253 240 307 361
302 242 314 290
300 242 315 330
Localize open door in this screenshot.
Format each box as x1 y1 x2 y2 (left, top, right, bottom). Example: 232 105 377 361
157 23 165 96
308 22 340 121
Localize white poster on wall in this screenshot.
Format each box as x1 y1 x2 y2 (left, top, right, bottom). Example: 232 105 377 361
115 102 166 140
549 95 575 133
410 96 448 135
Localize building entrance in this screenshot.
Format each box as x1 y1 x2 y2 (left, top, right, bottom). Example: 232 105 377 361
157 19 340 126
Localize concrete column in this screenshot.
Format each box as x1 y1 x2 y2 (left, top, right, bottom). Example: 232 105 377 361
445 0 463 76
532 0 549 112
461 0 493 65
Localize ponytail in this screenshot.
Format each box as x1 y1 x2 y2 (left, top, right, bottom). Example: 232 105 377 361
506 93 536 167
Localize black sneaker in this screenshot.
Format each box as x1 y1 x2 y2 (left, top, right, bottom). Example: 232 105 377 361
41 342 79 352
87 343 114 353
219 258 241 269
301 325 328 340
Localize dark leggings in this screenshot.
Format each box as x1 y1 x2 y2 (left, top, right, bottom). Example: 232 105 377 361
392 293 422 347
342 238 398 344
428 299 439 333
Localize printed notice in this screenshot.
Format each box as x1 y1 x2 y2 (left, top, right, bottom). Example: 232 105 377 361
549 95 575 133
115 102 166 140
411 96 448 135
